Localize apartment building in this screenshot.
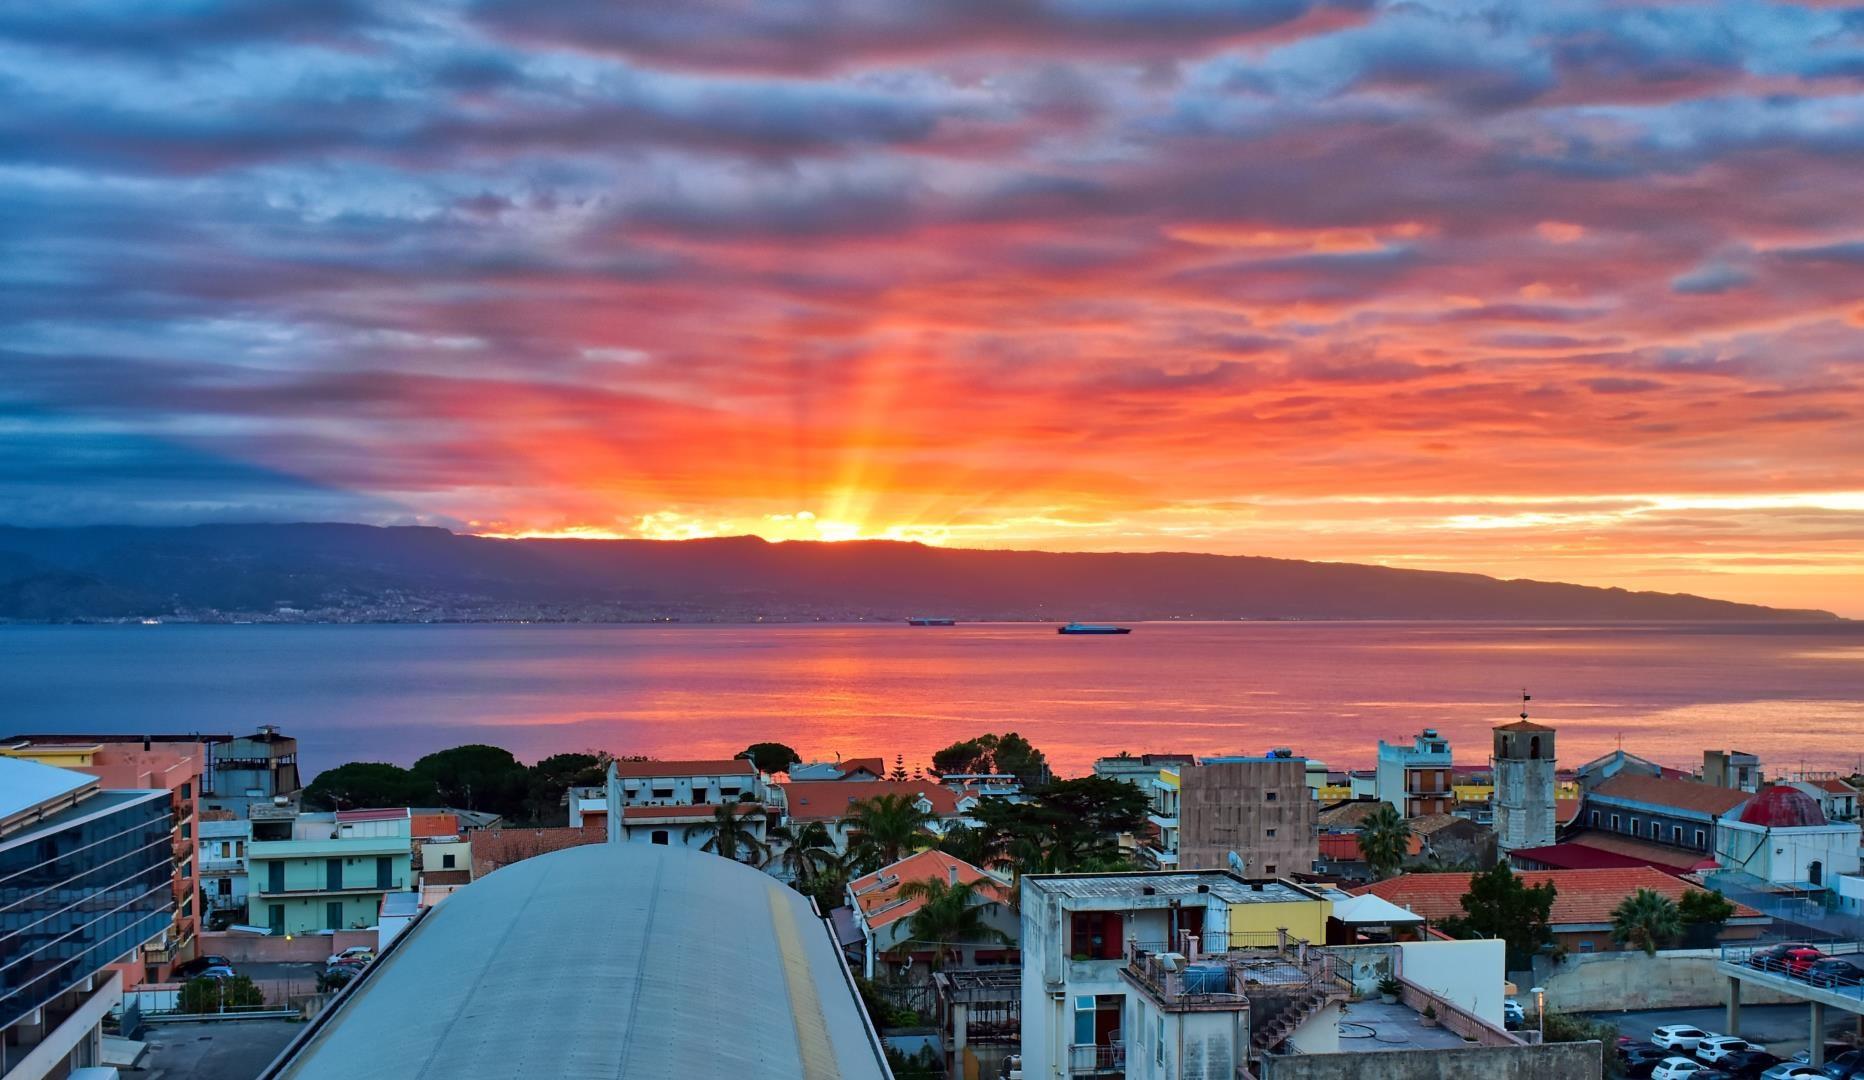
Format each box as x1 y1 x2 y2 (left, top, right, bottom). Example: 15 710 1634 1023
1375 729 1454 818
1176 754 1317 878
247 808 413 935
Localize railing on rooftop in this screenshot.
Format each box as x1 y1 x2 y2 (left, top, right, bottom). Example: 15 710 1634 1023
1124 932 1343 1009
1720 941 1864 1000
1067 1042 1125 1075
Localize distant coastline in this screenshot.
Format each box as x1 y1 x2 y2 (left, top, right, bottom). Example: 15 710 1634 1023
0 522 1840 624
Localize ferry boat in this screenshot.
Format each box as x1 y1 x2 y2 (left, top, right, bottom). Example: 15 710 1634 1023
1057 622 1132 635
906 617 958 626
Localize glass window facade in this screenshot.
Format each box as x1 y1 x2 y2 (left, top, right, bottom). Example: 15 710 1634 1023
1 791 173 1029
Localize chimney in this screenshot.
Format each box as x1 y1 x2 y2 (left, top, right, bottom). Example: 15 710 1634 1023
947 864 959 886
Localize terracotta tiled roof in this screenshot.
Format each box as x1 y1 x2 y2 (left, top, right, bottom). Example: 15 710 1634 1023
469 826 603 879
610 758 756 779
780 780 961 821
836 757 887 779
1564 831 1715 873
1509 843 1652 871
1590 774 1750 816
422 869 471 886
1407 813 1465 837
1352 866 1762 926
411 812 459 838
847 850 1008 930
1555 798 1582 826
336 807 411 823
1318 800 1384 830
1810 778 1859 795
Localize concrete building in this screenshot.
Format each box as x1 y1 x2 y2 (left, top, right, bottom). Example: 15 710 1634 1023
1491 719 1557 853
1094 754 1198 789
847 849 1016 977
1578 773 1750 855
1 735 208 984
568 757 772 831
1788 778 1860 822
1375 729 1453 818
1702 749 1763 793
199 815 252 930
1141 771 1180 869
247 808 413 935
1 758 173 1080
790 756 886 781
257 842 890 1080
200 726 301 818
1175 754 1317 878
1713 784 1861 890
1018 871 1333 1080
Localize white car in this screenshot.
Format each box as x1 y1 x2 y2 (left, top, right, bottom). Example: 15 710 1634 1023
1652 1058 1715 1080
327 946 374 965
1696 1035 1764 1063
1503 999 1525 1026
1759 1066 1826 1080
1651 1026 1717 1052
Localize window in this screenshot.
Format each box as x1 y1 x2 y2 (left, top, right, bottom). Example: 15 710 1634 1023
1069 911 1124 961
1266 828 1277 839
1265 864 1277 875
1074 996 1095 1045
1265 791 1278 802
651 830 670 845
1577 941 1595 953
1695 829 1706 847
1156 1016 1166 1065
326 901 343 930
442 853 456 869
651 787 673 800
1590 811 1599 825
1611 814 1621 831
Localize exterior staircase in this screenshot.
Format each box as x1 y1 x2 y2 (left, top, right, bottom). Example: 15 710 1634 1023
1249 982 1349 1053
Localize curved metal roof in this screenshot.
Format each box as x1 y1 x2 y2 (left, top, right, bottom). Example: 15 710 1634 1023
266 842 890 1080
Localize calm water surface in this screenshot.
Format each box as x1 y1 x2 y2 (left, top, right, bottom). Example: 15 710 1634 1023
1 622 1859 778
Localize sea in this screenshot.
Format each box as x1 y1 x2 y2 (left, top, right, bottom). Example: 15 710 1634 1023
1 621 1860 779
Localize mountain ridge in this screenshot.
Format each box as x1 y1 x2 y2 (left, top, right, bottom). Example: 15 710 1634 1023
0 522 1838 622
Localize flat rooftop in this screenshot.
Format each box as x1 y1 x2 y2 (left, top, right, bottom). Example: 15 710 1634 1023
1027 871 1319 905
1331 999 1475 1052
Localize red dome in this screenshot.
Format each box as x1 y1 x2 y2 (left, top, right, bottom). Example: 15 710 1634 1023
1737 785 1828 828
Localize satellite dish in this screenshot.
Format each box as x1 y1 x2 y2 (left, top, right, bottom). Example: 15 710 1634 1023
1227 851 1247 875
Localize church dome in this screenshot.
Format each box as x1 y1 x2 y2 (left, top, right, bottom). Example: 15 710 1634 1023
1737 784 1828 828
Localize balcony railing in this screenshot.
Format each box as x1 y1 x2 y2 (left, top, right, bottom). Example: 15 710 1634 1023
200 856 246 873
252 879 406 898
1068 1042 1125 1075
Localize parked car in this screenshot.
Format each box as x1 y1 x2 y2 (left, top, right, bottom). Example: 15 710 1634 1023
327 946 374 965
1817 1050 1864 1078
1758 1067 1830 1080
1715 1050 1784 1079
193 965 237 980
1622 1046 1677 1077
1749 943 1821 974
1804 958 1864 989
1700 1037 1768 1064
1653 1057 1727 1080
1654 1027 1719 1052
1503 999 1525 1027
174 955 234 978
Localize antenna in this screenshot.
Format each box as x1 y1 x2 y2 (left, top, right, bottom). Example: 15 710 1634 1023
1520 688 1531 722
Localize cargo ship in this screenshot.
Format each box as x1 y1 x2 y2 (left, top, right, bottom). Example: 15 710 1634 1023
1057 622 1132 635
907 617 958 626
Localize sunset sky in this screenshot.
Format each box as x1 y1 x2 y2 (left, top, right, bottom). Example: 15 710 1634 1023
3 1 1863 614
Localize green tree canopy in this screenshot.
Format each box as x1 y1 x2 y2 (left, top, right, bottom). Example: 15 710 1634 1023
739 742 802 775
179 975 264 1013
930 733 1049 787
411 744 531 819
685 804 768 864
303 762 432 811
845 793 938 872
1441 863 1557 968
891 876 1011 970
525 751 613 824
1678 888 1734 927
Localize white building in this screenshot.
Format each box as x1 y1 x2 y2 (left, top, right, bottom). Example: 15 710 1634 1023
1788 778 1860 823
846 850 1016 977
199 816 252 929
1375 729 1453 817
1715 784 1862 889
570 758 770 827
789 757 886 781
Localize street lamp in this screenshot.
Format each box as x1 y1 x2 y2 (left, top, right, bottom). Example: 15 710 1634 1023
1529 986 1545 1042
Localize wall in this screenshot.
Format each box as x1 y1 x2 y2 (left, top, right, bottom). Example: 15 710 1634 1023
254 894 389 935
197 928 378 963
1257 1042 1601 1080
1398 939 1506 1027
1532 949 1804 1012
1226 895 1331 944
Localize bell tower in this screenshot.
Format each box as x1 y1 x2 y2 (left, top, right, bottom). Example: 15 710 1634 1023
1493 691 1557 852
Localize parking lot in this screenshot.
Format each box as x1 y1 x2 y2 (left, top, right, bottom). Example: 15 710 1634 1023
1588 1004 1861 1057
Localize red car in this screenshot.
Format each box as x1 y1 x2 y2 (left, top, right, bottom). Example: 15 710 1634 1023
1748 943 1824 976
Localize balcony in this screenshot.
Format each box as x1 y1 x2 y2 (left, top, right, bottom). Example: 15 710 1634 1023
252 879 407 899
249 804 299 822
1148 812 1179 831
1068 1042 1125 1076
201 855 246 874
1137 845 1178 870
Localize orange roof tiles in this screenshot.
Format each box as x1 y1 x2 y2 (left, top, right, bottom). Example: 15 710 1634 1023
620 803 766 821
1812 778 1859 795
1591 774 1751 816
411 812 459 838
1352 866 1762 926
836 757 887 778
780 780 961 821
1555 798 1582 826
611 758 756 779
848 850 1008 930
469 826 603 879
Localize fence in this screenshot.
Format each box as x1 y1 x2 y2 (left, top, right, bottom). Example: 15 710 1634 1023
1720 940 1864 1000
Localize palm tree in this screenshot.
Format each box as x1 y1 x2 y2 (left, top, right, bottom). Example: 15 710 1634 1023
844 793 936 872
1357 804 1412 880
891 876 1011 971
685 804 767 864
1611 888 1682 956
767 820 839 887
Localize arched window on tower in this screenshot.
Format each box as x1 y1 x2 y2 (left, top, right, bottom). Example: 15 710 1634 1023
1529 735 1541 758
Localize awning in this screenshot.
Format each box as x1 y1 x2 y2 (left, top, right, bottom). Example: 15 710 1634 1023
1330 893 1428 925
